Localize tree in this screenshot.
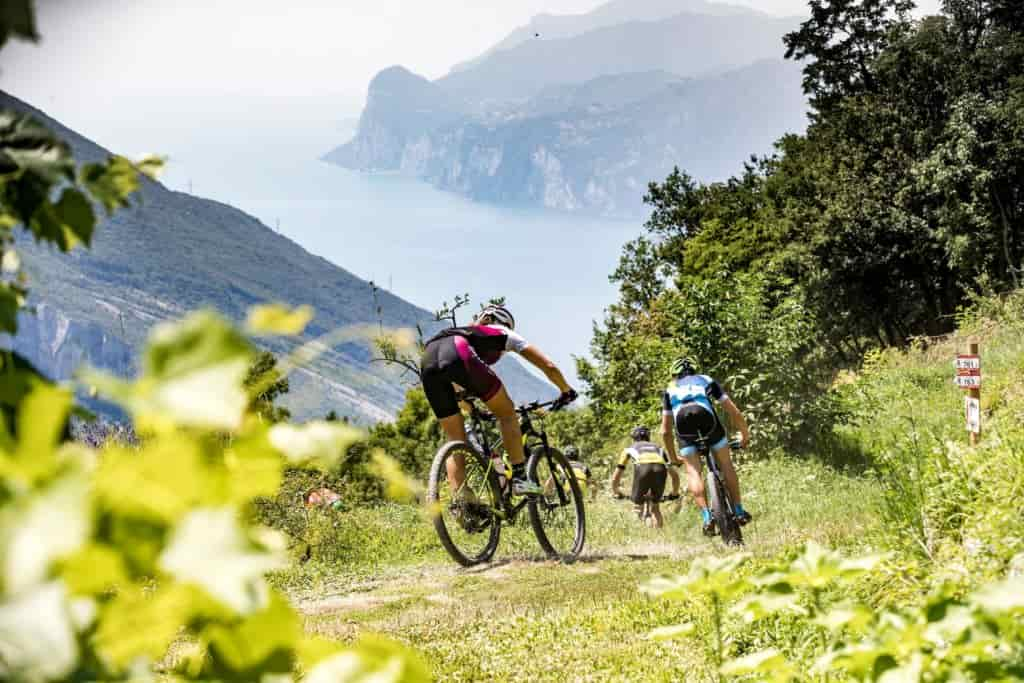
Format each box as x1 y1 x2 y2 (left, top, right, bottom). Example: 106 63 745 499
783 0 916 113
244 350 292 423
365 387 442 480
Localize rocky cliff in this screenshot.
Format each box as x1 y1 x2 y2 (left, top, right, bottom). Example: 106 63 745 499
328 60 806 216
326 2 807 216
10 304 134 381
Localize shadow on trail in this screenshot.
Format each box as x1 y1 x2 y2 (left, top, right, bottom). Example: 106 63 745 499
461 550 670 575
574 552 661 563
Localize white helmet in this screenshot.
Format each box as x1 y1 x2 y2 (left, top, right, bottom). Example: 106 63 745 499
478 304 515 330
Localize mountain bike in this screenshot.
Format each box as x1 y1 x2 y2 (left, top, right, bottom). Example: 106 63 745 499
697 437 745 546
427 395 586 567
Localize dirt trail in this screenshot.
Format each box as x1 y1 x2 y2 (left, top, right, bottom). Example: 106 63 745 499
293 539 699 620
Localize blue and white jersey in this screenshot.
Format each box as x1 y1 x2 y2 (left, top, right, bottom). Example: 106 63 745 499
662 374 728 418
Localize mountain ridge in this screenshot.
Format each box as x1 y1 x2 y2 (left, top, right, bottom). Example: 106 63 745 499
449 0 774 75
328 3 807 215
1 90 558 421
437 11 797 103
328 58 806 216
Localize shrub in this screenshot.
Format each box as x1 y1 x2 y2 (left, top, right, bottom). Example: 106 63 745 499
0 307 428 682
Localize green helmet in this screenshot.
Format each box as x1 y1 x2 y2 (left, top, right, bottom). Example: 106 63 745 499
563 445 580 460
670 357 697 377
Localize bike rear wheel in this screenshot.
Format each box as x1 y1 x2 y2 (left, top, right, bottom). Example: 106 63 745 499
528 448 586 562
706 468 743 547
428 441 502 567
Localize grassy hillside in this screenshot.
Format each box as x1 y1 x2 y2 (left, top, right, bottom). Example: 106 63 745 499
264 291 1024 681
2 90 556 421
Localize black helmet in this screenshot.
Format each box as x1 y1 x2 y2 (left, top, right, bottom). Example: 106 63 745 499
631 426 650 442
563 445 580 460
670 357 697 377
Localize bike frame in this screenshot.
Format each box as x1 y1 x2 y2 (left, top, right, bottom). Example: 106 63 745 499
695 438 741 501
464 396 569 522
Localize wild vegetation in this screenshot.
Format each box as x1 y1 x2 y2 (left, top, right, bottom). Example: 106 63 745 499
581 0 1024 452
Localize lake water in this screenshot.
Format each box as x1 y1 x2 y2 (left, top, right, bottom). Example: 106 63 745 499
158 134 640 387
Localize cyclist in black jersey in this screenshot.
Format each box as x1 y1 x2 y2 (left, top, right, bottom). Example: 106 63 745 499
420 304 577 496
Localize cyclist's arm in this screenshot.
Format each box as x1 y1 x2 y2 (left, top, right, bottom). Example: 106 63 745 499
667 464 681 495
610 466 624 497
518 345 572 393
720 397 750 448
661 411 681 465
611 451 629 496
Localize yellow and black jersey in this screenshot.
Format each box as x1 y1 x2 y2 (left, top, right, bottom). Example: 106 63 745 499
569 460 592 480
617 441 669 468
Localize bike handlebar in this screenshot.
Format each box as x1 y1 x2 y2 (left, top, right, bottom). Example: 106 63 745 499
457 391 575 421
517 396 568 414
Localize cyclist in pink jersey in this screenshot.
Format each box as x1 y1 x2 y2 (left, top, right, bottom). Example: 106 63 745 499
420 304 577 495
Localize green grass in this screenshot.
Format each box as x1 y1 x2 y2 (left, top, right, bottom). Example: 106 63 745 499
275 456 879 682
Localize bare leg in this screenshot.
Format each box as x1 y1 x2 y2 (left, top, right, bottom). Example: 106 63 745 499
682 454 708 509
712 445 742 505
439 413 468 493
484 387 525 465
651 503 664 529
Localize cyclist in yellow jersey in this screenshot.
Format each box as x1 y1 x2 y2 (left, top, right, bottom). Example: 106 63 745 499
611 426 671 529
637 446 682 526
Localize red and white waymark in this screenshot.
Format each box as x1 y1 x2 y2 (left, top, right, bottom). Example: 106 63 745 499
954 354 981 388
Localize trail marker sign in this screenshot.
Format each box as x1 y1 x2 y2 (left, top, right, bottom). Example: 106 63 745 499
954 354 981 388
965 396 981 434
959 342 982 445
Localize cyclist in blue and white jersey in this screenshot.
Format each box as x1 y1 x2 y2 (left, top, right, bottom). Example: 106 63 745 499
660 357 752 535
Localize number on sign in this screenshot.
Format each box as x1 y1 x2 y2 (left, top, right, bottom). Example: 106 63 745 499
955 355 981 370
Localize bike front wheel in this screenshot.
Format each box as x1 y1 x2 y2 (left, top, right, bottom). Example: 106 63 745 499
706 469 743 547
528 448 586 562
428 441 502 567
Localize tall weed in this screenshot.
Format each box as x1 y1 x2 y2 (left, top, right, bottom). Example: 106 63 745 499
832 291 1024 575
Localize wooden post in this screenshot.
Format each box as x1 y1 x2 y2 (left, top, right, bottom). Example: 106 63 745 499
969 341 981 446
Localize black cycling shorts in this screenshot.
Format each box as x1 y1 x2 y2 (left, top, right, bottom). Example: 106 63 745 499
631 463 667 504
675 402 727 455
420 335 503 419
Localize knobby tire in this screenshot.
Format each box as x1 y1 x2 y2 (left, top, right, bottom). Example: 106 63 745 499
707 469 743 547
527 447 586 562
428 441 502 567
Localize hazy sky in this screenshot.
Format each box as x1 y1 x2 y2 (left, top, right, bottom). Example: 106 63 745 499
4 0 943 125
